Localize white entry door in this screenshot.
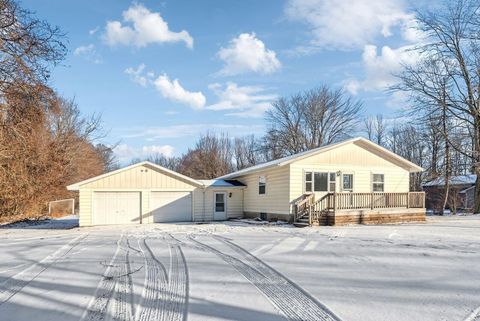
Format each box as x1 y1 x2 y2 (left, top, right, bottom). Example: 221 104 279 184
151 191 192 223
214 192 227 221
93 192 141 225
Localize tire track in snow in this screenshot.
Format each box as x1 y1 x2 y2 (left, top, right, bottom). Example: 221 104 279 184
111 237 137 321
81 232 135 321
189 234 341 321
165 241 189 321
135 237 188 321
464 306 480 321
136 238 167 321
0 233 88 306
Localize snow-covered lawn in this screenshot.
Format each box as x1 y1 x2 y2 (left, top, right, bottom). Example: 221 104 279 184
0 216 479 321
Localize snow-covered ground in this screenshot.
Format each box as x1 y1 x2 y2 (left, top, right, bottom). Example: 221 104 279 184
0 216 479 321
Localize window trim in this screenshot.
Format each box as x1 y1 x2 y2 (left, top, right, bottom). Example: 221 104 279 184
258 175 266 195
214 191 227 214
342 173 354 192
372 173 385 192
305 172 313 193
304 170 336 193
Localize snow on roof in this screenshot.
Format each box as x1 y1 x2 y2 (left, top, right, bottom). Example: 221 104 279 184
423 174 477 187
218 137 423 179
198 179 246 188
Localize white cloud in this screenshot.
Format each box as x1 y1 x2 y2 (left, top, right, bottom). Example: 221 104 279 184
125 63 151 87
89 26 99 35
153 74 206 109
103 3 193 48
345 44 420 94
114 144 174 162
141 145 174 157
124 64 205 109
207 82 276 117
217 33 281 75
122 124 265 140
73 44 102 64
285 0 417 51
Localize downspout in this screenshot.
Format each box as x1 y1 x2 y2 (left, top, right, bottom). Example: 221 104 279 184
203 185 206 222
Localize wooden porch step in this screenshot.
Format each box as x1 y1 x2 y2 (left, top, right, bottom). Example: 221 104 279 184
293 222 309 228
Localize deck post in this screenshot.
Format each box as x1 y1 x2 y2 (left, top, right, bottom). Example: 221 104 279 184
407 192 410 208
371 192 374 209
333 192 337 211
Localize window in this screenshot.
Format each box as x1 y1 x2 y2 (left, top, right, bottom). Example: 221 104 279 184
305 172 313 192
305 171 336 192
259 176 266 194
215 193 225 212
343 174 353 191
329 173 336 192
372 174 384 192
314 172 328 191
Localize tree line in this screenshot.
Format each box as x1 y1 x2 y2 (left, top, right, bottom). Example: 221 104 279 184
2 0 478 222
0 0 116 222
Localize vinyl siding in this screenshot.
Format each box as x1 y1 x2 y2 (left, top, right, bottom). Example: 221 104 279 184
78 164 198 226
82 164 195 190
192 188 243 221
289 142 410 206
79 189 92 226
235 166 290 215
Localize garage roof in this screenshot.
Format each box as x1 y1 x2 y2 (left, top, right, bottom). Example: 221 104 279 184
67 161 204 191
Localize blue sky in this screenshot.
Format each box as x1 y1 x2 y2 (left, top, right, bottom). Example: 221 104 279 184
23 0 429 163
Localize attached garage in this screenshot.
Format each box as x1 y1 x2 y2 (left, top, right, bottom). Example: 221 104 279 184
151 191 192 223
68 161 246 227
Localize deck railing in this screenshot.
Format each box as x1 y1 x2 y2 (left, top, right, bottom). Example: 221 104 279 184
333 192 425 210
294 192 425 224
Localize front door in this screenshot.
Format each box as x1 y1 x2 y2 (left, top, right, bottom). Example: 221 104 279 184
214 192 227 221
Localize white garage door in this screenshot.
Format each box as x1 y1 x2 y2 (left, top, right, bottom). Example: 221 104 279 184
93 192 141 225
151 191 192 223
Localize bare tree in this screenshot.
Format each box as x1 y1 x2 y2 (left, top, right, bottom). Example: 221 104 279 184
364 114 387 146
145 153 180 171
177 132 233 179
233 135 262 170
394 0 480 210
0 0 66 94
266 86 363 156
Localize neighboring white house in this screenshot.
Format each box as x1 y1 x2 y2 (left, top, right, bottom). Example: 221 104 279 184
68 137 425 226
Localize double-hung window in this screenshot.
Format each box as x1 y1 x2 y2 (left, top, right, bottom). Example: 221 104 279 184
305 171 336 193
342 173 354 192
259 176 266 195
372 174 384 192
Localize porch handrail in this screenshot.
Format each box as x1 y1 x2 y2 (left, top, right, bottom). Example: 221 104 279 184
294 193 315 222
334 192 425 210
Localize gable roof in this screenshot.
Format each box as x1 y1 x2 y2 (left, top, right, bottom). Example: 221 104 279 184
423 174 476 187
218 137 423 179
67 161 203 191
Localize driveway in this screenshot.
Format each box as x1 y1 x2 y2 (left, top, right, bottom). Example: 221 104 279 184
0 216 479 321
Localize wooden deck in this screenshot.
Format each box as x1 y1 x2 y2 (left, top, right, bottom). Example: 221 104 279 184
294 192 426 227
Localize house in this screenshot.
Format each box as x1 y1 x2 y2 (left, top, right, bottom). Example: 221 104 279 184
422 174 476 212
68 137 426 227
